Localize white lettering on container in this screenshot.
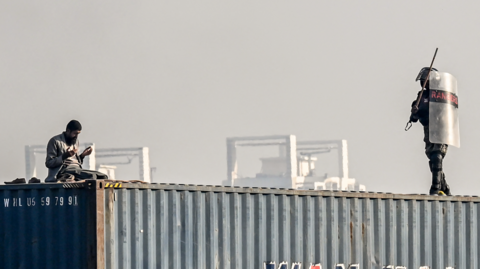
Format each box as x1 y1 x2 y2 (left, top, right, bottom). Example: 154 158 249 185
4 196 78 208
12 198 22 207
27 198 35 207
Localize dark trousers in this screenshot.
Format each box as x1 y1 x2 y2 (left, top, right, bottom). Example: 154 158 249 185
58 165 108 180
423 126 449 193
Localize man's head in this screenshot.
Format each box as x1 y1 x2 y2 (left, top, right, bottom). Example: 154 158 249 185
416 67 438 88
65 120 82 145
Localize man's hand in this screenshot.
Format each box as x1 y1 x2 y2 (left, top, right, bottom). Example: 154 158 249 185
409 113 418 123
62 147 78 160
80 147 93 158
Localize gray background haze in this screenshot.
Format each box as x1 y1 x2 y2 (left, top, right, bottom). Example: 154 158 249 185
1 1 479 194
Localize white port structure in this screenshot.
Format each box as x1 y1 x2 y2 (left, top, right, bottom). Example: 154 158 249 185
224 135 365 191
25 144 151 182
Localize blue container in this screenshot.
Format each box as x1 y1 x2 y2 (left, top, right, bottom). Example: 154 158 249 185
0 181 99 269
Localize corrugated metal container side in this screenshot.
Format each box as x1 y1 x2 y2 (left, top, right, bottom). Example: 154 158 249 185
104 184 480 269
2 181 480 269
0 181 101 269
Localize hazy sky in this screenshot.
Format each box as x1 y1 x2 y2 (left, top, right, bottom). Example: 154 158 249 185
1 1 479 194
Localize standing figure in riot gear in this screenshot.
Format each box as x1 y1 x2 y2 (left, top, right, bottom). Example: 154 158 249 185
409 67 459 196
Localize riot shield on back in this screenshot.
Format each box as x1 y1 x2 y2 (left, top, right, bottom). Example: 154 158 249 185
428 71 460 147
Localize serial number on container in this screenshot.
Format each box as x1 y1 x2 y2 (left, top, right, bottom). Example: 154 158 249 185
3 196 79 208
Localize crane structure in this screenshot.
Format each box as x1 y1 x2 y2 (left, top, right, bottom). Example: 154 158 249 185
224 135 365 191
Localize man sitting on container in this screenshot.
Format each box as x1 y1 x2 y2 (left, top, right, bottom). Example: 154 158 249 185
45 120 108 182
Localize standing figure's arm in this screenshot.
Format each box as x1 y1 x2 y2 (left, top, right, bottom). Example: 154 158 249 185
409 91 422 123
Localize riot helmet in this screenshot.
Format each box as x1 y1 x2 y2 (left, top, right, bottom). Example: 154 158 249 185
416 67 438 82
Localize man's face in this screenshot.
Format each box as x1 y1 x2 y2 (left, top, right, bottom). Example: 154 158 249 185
65 129 81 143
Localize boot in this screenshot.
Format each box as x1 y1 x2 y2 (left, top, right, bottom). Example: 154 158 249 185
430 189 447 196
429 188 446 196
429 170 443 195
441 173 452 196
443 184 452 196
5 178 26 184
28 177 41 184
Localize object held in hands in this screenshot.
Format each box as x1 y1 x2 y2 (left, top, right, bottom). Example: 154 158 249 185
405 48 438 131
81 146 93 157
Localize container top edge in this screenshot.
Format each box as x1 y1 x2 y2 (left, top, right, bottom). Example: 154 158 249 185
104 182 480 202
2 181 479 202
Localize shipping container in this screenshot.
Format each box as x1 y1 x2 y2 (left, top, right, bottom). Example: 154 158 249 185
1 181 479 269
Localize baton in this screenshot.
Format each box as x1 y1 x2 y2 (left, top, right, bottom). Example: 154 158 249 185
405 48 438 131
414 48 438 108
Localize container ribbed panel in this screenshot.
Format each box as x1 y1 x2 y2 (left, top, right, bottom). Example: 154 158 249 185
104 185 480 269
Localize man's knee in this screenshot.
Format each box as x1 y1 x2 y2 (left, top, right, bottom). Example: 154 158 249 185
430 153 443 171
